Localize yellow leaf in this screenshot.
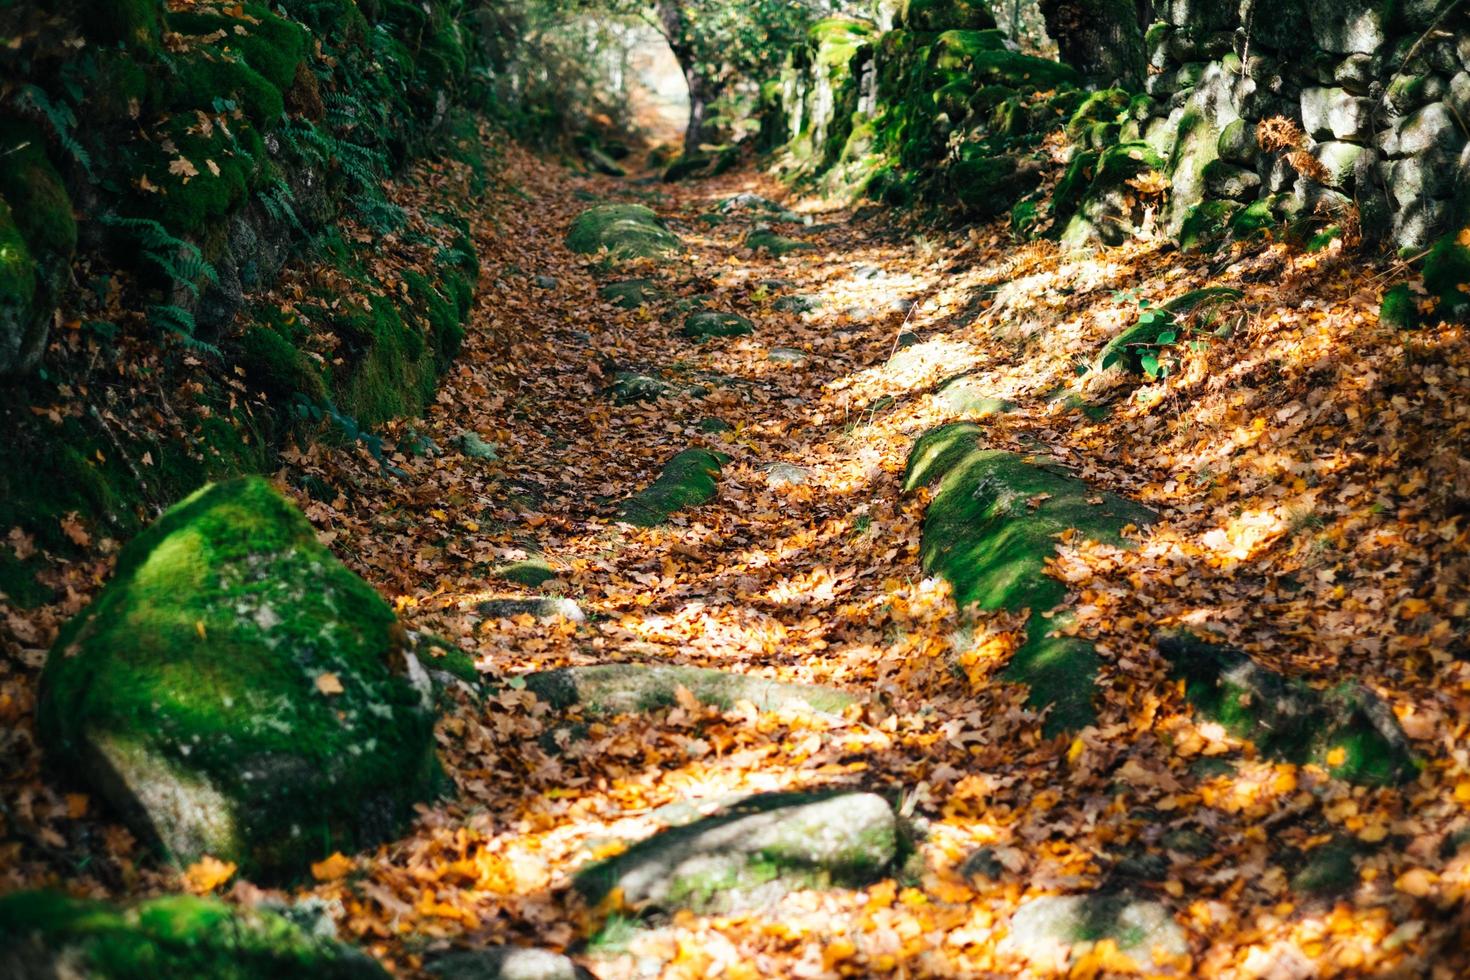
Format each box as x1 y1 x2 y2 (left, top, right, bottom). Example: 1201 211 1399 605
1458 226 1470 247
315 672 344 695
1067 736 1085 765
1325 746 1347 767
430 508 448 520
1454 781 1470 804
1395 868 1438 897
183 855 237 893
311 851 354 881
195 620 207 640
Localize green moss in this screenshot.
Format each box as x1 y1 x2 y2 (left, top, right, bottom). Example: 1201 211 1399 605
929 29 1008 71
950 150 1041 218
1066 88 1130 139
1229 196 1278 240
968 49 1080 90
1158 632 1417 785
683 311 753 340
566 204 681 261
1051 149 1099 221
746 229 814 257
0 197 37 327
0 891 388 979
38 478 442 877
87 0 166 47
172 54 284 128
903 0 997 31
238 323 327 402
1423 228 1470 322
1179 199 1239 251
136 117 261 235
617 449 724 526
0 122 77 262
1379 283 1420 330
599 278 661 310
494 558 557 587
333 297 436 427
168 5 309 91
904 424 1154 732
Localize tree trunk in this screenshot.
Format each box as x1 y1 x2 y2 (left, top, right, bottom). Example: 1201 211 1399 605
656 0 719 154
1038 0 1147 89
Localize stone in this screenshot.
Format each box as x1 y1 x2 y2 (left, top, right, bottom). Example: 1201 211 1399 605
532 275 557 289
525 663 855 716
767 346 809 364
574 792 899 915
746 228 815 257
1393 197 1453 251
936 377 1015 417
428 948 595 980
1450 72 1470 124
565 205 681 261
599 278 661 310
607 370 678 405
683 311 753 339
476 597 585 624
999 894 1188 972
1216 118 1258 167
1385 149 1459 207
1333 53 1376 92
762 462 809 488
0 892 390 980
1203 160 1261 201
773 293 821 313
37 478 441 877
1313 141 1374 190
1299 87 1374 141
1158 632 1418 784
1308 0 1388 54
456 431 499 460
616 448 724 526
1379 103 1462 158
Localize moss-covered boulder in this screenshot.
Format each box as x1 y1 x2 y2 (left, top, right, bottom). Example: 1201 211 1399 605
599 278 662 310
0 891 389 979
904 424 1155 732
0 197 39 375
746 229 816 256
998 893 1188 972
575 791 900 915
525 664 855 716
1379 282 1420 330
566 205 681 261
38 478 441 877
1157 632 1418 785
902 0 996 31
1423 226 1470 323
950 151 1045 218
616 449 724 526
683 311 753 339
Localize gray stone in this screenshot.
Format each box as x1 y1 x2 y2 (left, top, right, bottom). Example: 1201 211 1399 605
1217 118 1259 166
476 597 586 624
1313 141 1374 190
1204 161 1261 201
1308 0 1388 53
762 462 809 488
1300 87 1374 141
1380 103 1463 157
1385 149 1460 207
1265 155 1299 194
574 792 899 915
999 894 1188 972
1459 33 1470 70
532 275 557 289
456 432 499 460
524 664 857 716
767 346 809 365
1333 53 1376 92
1450 73 1470 124
683 311 753 339
772 294 821 313
428 948 595 980
1393 197 1453 251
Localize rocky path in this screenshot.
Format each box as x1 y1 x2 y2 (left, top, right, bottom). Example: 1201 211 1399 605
269 139 1469 978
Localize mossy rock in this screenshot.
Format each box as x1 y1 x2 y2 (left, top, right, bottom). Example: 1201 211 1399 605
662 153 713 182
1157 632 1418 785
617 449 724 526
0 196 39 375
37 478 441 878
494 557 559 587
0 891 388 979
967 49 1080 90
565 205 681 262
599 278 661 310
902 0 997 31
167 5 309 91
1179 199 1239 251
524 664 855 716
936 377 1015 417
929 28 1008 71
1379 283 1420 330
575 791 900 916
682 311 753 340
904 424 1155 732
998 893 1187 971
0 122 77 264
950 152 1043 218
1066 88 1131 139
746 229 815 257
1423 227 1470 322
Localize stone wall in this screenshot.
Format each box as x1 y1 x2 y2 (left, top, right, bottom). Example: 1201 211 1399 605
768 0 1470 257
1141 0 1470 250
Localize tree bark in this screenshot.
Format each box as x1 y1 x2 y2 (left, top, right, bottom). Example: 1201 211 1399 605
1038 0 1147 89
656 0 719 153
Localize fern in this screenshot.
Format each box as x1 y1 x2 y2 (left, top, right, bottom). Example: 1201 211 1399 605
259 180 304 234
100 216 218 295
148 304 220 356
16 85 92 178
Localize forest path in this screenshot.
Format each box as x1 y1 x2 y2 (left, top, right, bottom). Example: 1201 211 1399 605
279 139 1468 977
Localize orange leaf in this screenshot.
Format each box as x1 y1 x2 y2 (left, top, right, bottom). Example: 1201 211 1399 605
183 855 237 894
315 672 344 695
311 851 354 881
